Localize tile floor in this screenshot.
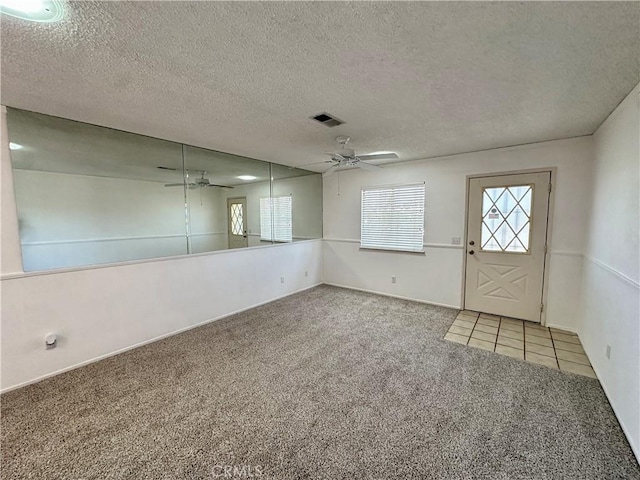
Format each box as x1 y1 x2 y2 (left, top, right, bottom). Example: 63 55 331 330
444 310 596 378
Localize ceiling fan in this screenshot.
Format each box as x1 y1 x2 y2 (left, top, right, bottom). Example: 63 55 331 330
316 136 399 177
164 171 233 189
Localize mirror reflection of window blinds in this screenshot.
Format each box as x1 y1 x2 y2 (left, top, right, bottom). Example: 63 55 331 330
260 196 292 242
361 183 425 253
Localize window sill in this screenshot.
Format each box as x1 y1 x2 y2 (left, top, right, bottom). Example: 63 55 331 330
359 247 426 255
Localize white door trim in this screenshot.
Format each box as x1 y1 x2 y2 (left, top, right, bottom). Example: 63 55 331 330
461 168 556 325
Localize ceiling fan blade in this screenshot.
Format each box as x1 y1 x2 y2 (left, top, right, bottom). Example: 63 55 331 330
357 152 399 161
205 184 234 188
164 183 187 187
325 152 346 161
357 161 383 172
294 160 335 169
322 165 340 177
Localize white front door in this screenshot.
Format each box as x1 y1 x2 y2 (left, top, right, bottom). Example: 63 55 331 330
227 197 248 249
464 172 551 322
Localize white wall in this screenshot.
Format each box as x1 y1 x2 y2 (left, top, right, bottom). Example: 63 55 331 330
12 169 265 265
579 84 639 460
0 239 322 391
13 170 190 270
188 185 228 253
323 136 593 330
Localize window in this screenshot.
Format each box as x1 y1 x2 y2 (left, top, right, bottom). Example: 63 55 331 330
481 185 532 253
260 195 292 243
230 203 244 235
361 183 425 252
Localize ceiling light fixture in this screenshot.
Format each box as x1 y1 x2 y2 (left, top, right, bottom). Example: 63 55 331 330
237 175 257 181
9 142 23 150
0 0 64 23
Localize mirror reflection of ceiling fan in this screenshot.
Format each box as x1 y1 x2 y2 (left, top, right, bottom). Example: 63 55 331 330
304 136 399 177
164 171 233 189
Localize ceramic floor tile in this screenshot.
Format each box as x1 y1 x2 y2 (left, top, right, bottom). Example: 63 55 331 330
553 340 585 354
471 330 497 343
473 323 498 335
498 328 523 340
555 349 591 366
452 318 476 329
524 327 551 338
468 338 495 352
500 317 523 326
525 334 553 348
496 336 524 350
524 322 547 330
551 332 581 345
449 325 473 336
456 313 478 322
526 352 558 369
526 342 555 358
499 322 524 333
559 360 597 378
445 314 594 376
444 332 469 345
477 317 499 327
495 344 524 360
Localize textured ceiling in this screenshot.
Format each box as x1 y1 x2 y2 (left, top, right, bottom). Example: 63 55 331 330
1 1 639 171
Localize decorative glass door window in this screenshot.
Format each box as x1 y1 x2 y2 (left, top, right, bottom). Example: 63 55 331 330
481 185 532 253
230 203 244 235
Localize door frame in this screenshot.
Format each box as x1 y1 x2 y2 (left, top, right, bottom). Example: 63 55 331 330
460 167 557 325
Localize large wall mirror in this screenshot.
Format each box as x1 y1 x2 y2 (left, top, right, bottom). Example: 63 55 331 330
6 108 323 271
271 163 323 242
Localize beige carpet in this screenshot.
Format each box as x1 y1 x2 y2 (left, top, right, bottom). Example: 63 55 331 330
2 285 639 479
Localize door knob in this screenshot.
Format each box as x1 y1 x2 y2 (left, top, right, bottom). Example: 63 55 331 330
469 250 475 255
469 240 475 246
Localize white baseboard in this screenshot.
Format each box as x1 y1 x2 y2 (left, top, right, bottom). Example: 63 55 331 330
545 323 578 334
322 282 460 310
1 282 322 394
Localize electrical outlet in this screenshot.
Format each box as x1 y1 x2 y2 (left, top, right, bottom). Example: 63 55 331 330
391 276 396 284
606 345 611 359
451 237 461 245
280 276 285 284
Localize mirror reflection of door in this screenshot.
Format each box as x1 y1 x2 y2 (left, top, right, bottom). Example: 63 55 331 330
227 197 248 249
464 172 551 322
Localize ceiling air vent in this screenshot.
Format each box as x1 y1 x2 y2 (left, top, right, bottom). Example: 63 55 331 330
311 112 344 127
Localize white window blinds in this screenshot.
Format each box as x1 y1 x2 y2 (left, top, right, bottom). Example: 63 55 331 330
260 195 292 243
361 183 425 252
